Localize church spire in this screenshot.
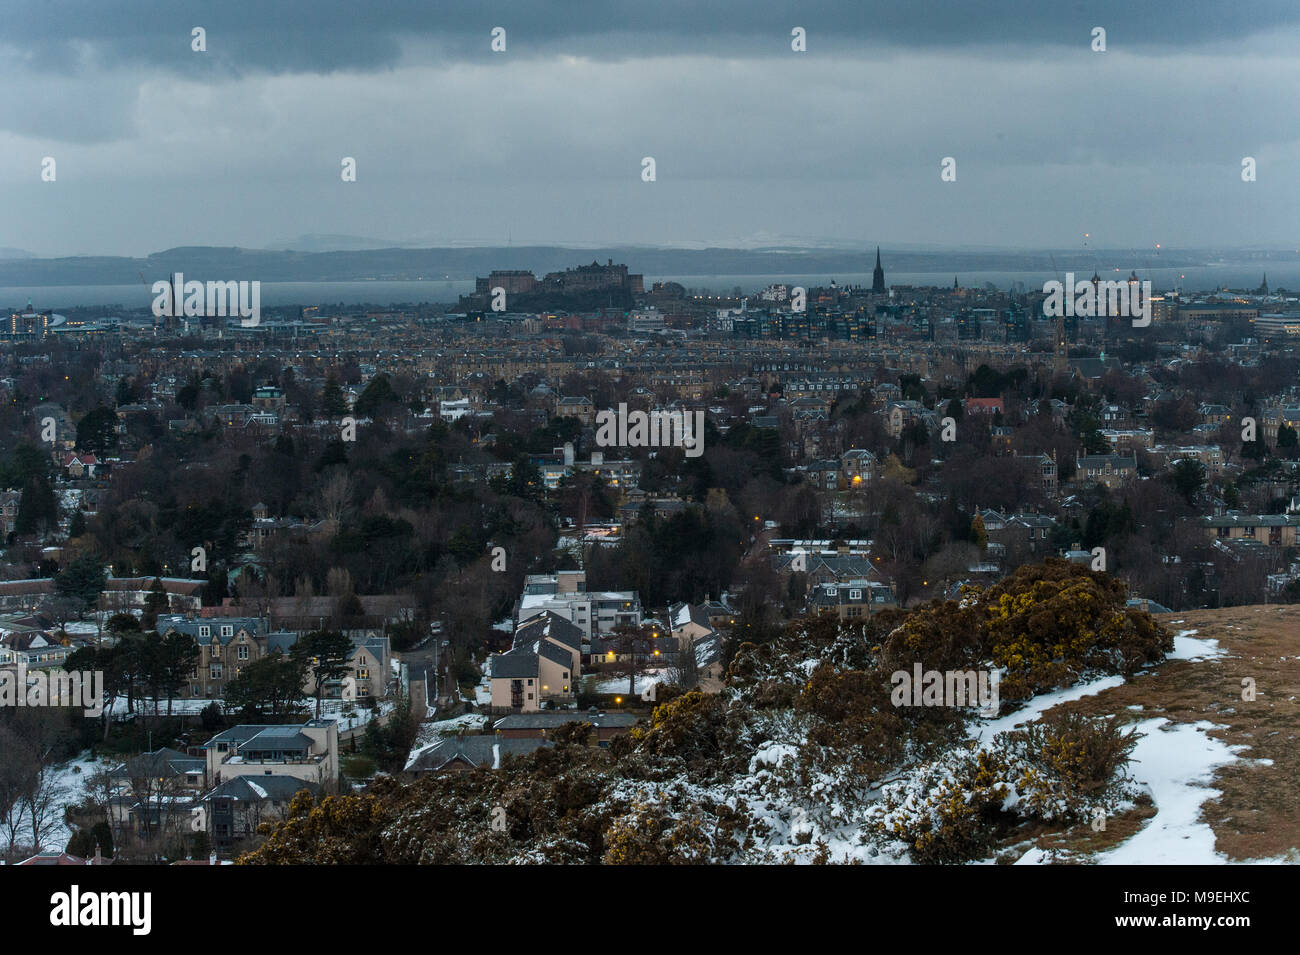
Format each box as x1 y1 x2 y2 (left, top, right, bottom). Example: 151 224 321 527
872 246 885 294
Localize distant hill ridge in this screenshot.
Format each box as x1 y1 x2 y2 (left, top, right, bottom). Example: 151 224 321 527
0 245 1228 287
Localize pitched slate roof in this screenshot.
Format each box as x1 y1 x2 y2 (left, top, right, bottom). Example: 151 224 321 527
669 602 712 631
493 711 638 730
201 775 319 803
512 611 583 654
204 721 329 750
236 725 313 754
490 651 539 679
112 747 205 780
405 735 550 773
158 615 266 646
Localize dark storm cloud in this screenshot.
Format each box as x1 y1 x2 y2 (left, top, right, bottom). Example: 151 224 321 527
2 0 1295 255
9 0 1299 77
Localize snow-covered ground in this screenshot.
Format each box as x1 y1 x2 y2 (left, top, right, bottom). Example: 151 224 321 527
108 696 220 717
103 696 389 731
1168 628 1227 662
969 674 1126 747
404 714 491 769
587 670 669 695
414 713 487 745
328 700 393 732
997 631 1240 865
35 750 101 854
1094 719 1241 865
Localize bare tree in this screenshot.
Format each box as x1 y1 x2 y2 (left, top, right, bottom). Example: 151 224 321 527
668 634 699 690
38 594 84 636
0 724 37 859
606 624 660 699
23 760 69 853
319 471 353 529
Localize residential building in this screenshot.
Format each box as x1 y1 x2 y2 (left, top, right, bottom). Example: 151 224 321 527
404 732 551 777
198 776 320 852
157 615 298 698
202 720 340 788
807 579 897 619
492 709 638 745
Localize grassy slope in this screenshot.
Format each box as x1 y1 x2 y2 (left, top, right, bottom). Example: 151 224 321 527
1005 604 1300 862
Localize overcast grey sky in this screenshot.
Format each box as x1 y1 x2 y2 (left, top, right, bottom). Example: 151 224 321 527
2 0 1297 257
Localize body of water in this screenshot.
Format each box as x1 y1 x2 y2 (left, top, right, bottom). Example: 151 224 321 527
2 264 1290 311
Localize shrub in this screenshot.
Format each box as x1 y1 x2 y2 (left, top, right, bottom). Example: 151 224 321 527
795 664 906 773
981 560 1172 699
620 691 749 778
997 711 1141 822
601 797 744 864
873 745 1013 864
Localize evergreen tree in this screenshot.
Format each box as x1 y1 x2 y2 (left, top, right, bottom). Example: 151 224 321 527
15 472 58 535
55 554 106 612
141 578 169 629
322 374 349 417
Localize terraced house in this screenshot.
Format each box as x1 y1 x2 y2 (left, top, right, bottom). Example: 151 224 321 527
1203 510 1300 548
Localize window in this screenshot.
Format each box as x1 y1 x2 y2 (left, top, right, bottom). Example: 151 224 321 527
237 645 249 660
199 625 210 638
211 645 220 659
221 625 233 637
849 589 861 601
210 664 223 679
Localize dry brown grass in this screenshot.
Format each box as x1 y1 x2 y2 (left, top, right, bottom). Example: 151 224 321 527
1021 604 1300 861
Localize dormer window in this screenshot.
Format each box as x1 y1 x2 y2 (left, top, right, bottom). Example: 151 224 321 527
199 625 210 638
